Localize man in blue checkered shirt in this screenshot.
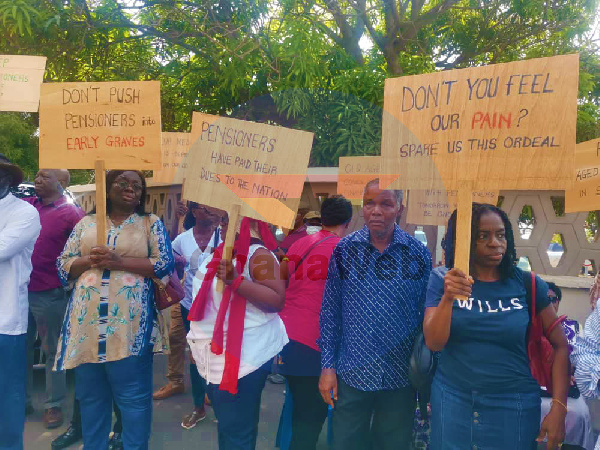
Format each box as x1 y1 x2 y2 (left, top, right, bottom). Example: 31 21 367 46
318 179 432 450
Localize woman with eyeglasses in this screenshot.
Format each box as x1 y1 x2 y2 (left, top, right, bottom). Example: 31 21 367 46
423 203 569 450
56 170 174 449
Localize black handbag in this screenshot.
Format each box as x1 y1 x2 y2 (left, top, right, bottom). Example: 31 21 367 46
408 331 437 391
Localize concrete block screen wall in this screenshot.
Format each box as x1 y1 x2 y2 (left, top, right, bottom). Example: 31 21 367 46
70 181 600 278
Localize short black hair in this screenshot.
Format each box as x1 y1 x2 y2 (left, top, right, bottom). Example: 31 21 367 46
442 203 517 280
183 201 199 230
547 281 562 301
105 170 148 216
321 196 353 226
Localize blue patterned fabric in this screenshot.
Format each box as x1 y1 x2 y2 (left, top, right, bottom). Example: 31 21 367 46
318 224 432 391
572 300 600 400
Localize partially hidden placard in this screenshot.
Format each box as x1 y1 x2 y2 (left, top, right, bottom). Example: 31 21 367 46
153 132 191 183
39 81 161 169
565 138 600 213
337 156 381 205
407 189 499 226
381 54 579 191
183 113 314 229
0 55 47 112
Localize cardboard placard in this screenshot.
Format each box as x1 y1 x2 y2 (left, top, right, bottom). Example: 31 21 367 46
0 55 46 112
381 54 579 191
38 81 162 170
407 189 499 226
182 113 314 229
380 54 579 285
153 132 192 183
337 156 381 204
565 138 600 213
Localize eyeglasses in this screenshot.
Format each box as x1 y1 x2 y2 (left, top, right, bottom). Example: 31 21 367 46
113 180 143 192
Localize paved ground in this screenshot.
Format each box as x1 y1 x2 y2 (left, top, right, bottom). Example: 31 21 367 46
24 354 328 449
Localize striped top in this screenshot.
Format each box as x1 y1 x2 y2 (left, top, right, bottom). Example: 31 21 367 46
572 299 600 400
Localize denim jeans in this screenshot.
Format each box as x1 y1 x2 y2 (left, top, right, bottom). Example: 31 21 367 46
206 362 270 450
75 351 153 450
181 304 206 409
431 377 541 450
0 333 26 450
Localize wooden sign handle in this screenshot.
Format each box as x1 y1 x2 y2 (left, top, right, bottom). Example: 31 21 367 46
454 181 474 301
217 203 241 293
178 177 186 234
95 160 107 246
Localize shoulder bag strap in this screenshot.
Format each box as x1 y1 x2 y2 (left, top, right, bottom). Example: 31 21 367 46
546 315 567 337
291 235 336 278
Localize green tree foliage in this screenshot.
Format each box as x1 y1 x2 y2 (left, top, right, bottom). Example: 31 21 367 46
0 0 597 171
0 112 38 180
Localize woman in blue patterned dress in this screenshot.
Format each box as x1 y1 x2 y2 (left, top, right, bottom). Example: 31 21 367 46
56 170 174 450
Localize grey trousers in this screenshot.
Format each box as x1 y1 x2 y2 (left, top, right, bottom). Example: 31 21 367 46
26 287 69 410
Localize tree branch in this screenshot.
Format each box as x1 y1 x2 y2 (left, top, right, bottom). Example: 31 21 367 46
350 0 384 48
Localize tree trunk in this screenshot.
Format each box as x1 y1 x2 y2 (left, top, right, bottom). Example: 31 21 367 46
383 42 403 76
343 37 365 66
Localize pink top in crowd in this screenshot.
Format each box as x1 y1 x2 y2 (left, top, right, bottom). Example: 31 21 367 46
279 229 340 352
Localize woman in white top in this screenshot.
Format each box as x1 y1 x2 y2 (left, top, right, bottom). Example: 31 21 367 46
172 202 222 429
187 217 288 449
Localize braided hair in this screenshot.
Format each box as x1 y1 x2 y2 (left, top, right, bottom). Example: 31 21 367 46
442 203 517 280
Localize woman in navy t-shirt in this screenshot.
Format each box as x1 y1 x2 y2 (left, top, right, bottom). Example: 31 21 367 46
423 203 569 450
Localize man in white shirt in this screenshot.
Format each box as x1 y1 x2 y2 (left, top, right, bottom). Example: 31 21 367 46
0 154 41 449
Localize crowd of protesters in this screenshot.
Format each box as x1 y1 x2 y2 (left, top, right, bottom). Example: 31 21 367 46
1 152 599 450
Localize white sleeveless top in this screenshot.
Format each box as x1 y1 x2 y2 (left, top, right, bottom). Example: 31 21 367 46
187 244 288 384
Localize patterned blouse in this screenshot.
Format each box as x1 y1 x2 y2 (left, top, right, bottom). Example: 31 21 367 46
55 213 174 371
